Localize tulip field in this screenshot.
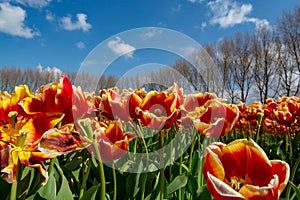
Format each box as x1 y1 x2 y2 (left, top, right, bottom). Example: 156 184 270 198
0 75 299 200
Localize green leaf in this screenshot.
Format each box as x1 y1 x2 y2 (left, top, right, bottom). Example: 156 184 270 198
17 168 32 200
187 173 198 197
55 163 73 200
0 175 11 199
190 152 199 175
38 173 57 199
126 173 140 199
289 181 300 200
63 157 82 172
81 185 99 200
197 185 212 200
26 170 45 198
167 175 187 195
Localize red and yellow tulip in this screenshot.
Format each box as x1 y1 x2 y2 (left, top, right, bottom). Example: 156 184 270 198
92 121 134 162
135 84 181 130
193 100 239 137
203 139 290 200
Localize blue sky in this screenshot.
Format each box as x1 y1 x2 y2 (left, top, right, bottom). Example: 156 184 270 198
0 0 299 77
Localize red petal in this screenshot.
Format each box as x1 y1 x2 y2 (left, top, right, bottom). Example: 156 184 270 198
270 160 290 196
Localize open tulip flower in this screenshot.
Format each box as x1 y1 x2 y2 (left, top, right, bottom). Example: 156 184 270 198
203 139 290 200
193 100 239 137
92 121 134 162
180 92 223 128
1 122 87 185
20 75 91 125
99 88 143 122
135 84 181 130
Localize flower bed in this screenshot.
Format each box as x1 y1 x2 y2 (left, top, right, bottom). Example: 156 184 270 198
0 75 299 200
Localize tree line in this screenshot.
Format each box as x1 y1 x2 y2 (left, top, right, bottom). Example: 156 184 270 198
119 6 300 103
1 6 299 104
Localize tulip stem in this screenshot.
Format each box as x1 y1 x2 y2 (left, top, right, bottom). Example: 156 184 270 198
198 135 205 187
136 124 149 200
112 162 117 200
286 155 300 199
140 173 147 200
256 113 263 143
288 129 293 166
79 152 92 200
93 142 106 200
78 118 106 200
159 130 165 200
10 180 17 200
188 139 196 171
179 141 183 200
10 160 23 200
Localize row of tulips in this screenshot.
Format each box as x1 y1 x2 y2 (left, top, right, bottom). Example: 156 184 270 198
0 75 298 199
236 97 300 136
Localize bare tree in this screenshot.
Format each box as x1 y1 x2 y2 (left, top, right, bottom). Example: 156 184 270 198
231 32 255 103
278 6 300 96
252 26 280 102
215 37 239 103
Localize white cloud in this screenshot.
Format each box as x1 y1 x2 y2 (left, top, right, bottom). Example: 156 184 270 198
188 0 204 3
76 41 85 49
207 0 270 29
45 10 54 21
0 3 39 38
60 13 92 32
208 0 252 28
248 18 270 30
11 0 52 8
179 46 198 57
37 64 62 79
141 28 163 40
6 0 52 8
81 59 98 67
107 37 136 58
201 22 207 31
172 4 182 12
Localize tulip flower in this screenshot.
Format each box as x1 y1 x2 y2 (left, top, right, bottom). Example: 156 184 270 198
99 88 142 121
135 84 181 130
20 75 90 125
1 124 86 185
0 85 33 127
203 139 290 200
193 100 239 137
93 121 134 162
180 92 222 128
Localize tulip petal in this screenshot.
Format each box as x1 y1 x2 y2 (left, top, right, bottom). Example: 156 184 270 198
38 125 86 156
222 139 273 186
203 145 225 180
221 139 248 178
239 175 279 200
270 160 290 196
207 172 245 200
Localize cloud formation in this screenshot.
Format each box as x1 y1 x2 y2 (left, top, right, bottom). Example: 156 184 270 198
140 28 163 40
207 0 269 29
45 10 54 21
172 4 182 12
37 63 62 79
107 37 136 58
188 0 204 3
0 3 39 38
60 13 92 32
11 0 52 8
76 41 85 49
